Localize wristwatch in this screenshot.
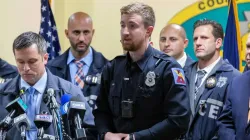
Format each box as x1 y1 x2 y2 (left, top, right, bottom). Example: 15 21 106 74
129 133 134 140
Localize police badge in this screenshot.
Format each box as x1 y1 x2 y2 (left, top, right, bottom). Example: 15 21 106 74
0 77 5 84
145 71 155 87
205 76 216 88
216 76 227 88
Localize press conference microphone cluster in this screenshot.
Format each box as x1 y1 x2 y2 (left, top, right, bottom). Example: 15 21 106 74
60 94 87 140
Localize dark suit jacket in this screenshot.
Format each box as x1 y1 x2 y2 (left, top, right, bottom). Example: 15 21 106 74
0 68 92 140
218 70 250 140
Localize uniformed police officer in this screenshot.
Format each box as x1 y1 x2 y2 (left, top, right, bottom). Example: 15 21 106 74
0 58 18 83
185 19 241 140
93 2 190 140
47 12 108 139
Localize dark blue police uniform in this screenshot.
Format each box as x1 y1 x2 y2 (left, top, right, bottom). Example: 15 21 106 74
0 58 18 82
185 59 241 140
217 71 250 140
93 45 190 140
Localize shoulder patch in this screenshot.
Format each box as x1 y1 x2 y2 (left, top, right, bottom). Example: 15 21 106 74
171 68 186 85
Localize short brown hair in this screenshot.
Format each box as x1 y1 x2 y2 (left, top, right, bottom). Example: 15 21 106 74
193 19 224 40
120 2 155 27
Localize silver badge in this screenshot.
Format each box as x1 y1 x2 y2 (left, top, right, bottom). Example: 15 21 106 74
216 76 227 88
145 71 155 87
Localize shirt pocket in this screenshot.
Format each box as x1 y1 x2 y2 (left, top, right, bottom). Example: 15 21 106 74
108 82 121 117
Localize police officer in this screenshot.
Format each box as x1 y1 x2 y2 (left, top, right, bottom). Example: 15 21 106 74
159 23 194 71
185 19 241 140
93 2 190 140
47 12 108 139
217 32 250 139
0 58 18 83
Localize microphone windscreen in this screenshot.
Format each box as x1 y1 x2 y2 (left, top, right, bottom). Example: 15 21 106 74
61 94 72 105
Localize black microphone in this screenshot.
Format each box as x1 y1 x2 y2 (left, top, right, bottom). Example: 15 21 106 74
0 97 27 131
13 114 31 140
67 97 86 140
34 112 55 140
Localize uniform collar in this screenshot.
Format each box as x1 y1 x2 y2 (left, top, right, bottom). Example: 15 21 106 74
67 47 93 67
126 45 153 71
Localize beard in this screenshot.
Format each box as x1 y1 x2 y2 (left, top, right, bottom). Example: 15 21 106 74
71 41 90 55
121 39 143 52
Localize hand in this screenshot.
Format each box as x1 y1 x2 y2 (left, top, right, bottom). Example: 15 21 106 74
104 132 128 140
124 134 135 140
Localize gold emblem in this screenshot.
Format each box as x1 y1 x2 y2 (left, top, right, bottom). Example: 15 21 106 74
205 76 216 88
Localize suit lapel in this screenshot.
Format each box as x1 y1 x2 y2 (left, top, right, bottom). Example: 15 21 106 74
189 64 198 115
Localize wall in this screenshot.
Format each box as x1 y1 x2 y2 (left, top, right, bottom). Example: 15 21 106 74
0 0 197 65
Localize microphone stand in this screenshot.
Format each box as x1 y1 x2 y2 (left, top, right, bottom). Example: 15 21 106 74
45 92 62 140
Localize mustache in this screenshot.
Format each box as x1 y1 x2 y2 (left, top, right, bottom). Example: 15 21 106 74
76 41 87 46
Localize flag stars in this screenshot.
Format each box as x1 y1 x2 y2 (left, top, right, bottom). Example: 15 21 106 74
41 5 46 12
52 36 56 42
40 28 44 34
48 20 51 26
46 42 51 48
46 31 52 37
41 17 45 23
52 25 57 31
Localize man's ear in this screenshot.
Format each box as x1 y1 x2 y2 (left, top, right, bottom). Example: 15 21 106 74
184 39 189 49
215 38 223 49
146 26 154 37
65 29 69 39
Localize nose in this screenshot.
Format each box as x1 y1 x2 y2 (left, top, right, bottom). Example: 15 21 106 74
164 40 170 47
23 63 30 71
78 33 86 42
121 26 129 36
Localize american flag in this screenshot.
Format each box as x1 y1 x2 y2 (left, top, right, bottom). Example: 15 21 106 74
39 0 61 60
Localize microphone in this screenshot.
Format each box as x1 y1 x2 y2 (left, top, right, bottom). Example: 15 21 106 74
0 97 27 131
44 88 59 109
67 97 86 139
60 94 72 115
13 114 31 140
34 112 55 140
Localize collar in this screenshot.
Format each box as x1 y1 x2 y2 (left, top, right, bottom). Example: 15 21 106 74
126 45 153 71
177 52 187 68
197 57 221 74
20 70 47 94
67 47 93 67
